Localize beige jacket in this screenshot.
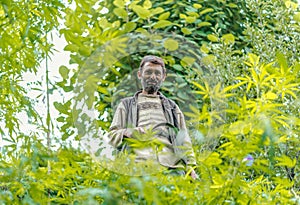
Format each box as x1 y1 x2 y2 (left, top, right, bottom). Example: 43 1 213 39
108 91 197 170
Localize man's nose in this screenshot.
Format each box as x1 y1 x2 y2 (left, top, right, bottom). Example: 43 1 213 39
150 72 156 79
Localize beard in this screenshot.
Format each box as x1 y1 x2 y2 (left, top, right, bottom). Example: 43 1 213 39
144 85 157 94
142 79 162 94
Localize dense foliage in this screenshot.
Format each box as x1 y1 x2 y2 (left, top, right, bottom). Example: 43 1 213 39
1 0 300 204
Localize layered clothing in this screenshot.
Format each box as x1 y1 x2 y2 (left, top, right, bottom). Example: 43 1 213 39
108 91 196 170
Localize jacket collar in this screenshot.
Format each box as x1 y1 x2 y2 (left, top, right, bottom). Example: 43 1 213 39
133 90 168 101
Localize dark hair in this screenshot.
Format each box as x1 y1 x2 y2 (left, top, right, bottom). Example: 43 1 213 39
139 55 166 74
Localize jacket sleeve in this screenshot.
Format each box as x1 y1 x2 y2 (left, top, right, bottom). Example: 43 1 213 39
108 102 127 148
175 104 197 167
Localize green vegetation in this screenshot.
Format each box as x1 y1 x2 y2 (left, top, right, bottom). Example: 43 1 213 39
1 0 299 204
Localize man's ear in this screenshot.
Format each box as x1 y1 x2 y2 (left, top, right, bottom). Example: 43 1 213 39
137 70 141 79
162 73 167 81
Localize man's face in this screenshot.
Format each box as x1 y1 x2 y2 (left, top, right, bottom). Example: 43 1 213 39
138 62 166 94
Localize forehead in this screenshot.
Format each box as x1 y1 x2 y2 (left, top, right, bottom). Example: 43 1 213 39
143 62 164 72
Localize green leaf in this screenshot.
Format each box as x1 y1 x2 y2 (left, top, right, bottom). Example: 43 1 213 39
193 3 202 9
186 16 196 23
285 1 298 10
221 33 235 44
275 155 297 168
163 38 178 51
123 22 136 32
201 55 216 66
158 12 170 20
200 44 210 54
132 5 151 19
113 8 127 19
199 8 214 16
151 7 164 15
153 20 173 29
63 86 73 92
143 0 152 9
64 44 79 52
24 57 35 68
180 14 187 19
62 132 69 141
294 12 300 22
180 56 195 67
227 3 238 8
57 116 65 122
173 64 183 71
113 0 125 8
197 21 211 28
181 27 192 35
59 66 69 79
97 86 109 95
78 46 92 57
54 102 68 115
204 152 222 166
276 51 288 70
247 53 260 66
265 91 277 100
207 34 218 42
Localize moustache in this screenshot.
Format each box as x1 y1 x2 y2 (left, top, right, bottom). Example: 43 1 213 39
146 80 158 84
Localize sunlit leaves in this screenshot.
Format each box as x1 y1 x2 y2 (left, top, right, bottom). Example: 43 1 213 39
244 53 260 67
24 0 300 204
192 81 234 102
275 155 297 168
276 52 288 71
201 54 216 66
113 8 128 19
153 20 173 29
132 5 151 19
84 75 99 109
158 12 170 20
221 33 235 45
199 8 214 16
123 22 137 32
284 0 298 10
143 0 152 9
124 128 164 151
150 7 164 16
228 121 251 135
294 12 300 22
197 21 212 28
163 39 178 51
113 0 125 8
202 152 222 166
264 91 277 100
207 34 218 42
64 44 79 52
0 0 64 138
193 3 202 9
237 57 278 96
181 27 192 35
180 56 195 67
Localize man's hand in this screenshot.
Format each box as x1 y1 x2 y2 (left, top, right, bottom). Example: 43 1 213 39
124 127 145 138
190 169 199 180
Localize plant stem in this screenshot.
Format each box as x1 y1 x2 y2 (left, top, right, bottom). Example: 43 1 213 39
45 32 52 204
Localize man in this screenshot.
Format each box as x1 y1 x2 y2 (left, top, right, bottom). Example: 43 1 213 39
108 55 197 179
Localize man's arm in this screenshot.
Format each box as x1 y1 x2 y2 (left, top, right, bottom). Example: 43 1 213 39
108 103 128 148
108 102 145 148
175 105 197 165
175 105 198 179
